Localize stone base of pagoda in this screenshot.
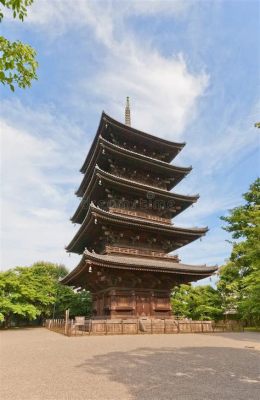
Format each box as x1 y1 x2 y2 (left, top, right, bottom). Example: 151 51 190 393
92 287 173 319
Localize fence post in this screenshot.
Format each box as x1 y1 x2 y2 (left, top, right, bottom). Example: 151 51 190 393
64 309 70 336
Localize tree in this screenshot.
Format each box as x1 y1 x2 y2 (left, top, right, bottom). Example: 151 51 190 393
172 179 260 325
0 264 57 327
69 290 92 317
0 261 92 327
239 266 260 325
171 284 191 318
171 284 222 321
219 178 260 325
0 0 38 91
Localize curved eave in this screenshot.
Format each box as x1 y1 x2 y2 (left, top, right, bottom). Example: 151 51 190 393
76 137 191 196
61 250 217 285
101 137 191 172
97 167 199 202
91 204 208 235
80 112 186 173
103 113 186 149
66 203 208 254
80 112 106 173
71 166 199 224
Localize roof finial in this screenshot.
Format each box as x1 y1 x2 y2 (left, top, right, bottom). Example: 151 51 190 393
125 96 131 126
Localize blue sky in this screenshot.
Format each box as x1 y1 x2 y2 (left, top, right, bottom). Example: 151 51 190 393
1 0 259 284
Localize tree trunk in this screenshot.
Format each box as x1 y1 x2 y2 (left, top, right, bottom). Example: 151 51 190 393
3 314 11 329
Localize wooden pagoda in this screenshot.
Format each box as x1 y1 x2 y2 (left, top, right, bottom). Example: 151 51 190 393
62 99 217 319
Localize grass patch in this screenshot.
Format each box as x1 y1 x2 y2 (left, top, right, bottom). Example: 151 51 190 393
244 327 260 332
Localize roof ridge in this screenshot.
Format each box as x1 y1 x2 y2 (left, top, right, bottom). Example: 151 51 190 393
85 249 209 267
102 112 186 147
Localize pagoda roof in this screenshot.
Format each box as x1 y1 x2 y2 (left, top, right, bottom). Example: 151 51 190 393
76 137 191 196
66 203 208 254
71 166 199 224
61 249 218 286
80 112 186 173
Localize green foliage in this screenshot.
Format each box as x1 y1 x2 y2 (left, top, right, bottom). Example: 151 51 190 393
53 287 92 319
171 179 259 324
0 34 38 91
171 284 191 318
0 261 92 328
219 178 260 325
0 266 54 327
69 290 92 317
0 0 34 22
0 0 38 91
0 262 64 326
239 266 260 324
171 284 222 321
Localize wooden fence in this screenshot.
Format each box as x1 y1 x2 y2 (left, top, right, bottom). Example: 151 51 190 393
44 318 243 337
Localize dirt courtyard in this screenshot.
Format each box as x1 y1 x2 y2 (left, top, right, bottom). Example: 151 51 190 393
1 328 259 400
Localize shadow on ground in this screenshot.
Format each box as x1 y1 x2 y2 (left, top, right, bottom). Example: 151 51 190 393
77 346 260 400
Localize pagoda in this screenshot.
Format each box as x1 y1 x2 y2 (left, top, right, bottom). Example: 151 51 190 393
62 98 217 319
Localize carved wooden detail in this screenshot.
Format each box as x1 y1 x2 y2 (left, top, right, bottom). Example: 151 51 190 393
109 207 171 224
105 245 179 261
108 131 169 161
109 161 169 189
92 287 173 319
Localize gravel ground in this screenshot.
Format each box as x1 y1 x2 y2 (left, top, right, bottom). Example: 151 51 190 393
1 328 260 400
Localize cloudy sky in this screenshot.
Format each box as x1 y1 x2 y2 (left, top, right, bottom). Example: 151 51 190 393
1 0 259 283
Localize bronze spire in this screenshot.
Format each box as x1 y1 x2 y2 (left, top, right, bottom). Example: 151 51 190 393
125 96 131 126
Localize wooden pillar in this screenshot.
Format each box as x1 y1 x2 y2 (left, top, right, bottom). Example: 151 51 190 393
150 290 155 317
110 289 116 318
131 290 136 317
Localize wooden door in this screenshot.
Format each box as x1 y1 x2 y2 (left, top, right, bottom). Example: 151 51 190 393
136 295 151 317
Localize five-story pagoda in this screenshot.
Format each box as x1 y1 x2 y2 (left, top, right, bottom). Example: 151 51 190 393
62 99 217 319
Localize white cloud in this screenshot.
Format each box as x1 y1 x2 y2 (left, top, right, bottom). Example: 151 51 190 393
129 0 189 16
27 0 189 28
26 0 208 137
90 49 208 137
0 108 83 270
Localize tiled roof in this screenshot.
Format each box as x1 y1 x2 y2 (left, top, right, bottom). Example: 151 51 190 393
71 166 199 223
103 113 186 148
66 203 208 254
90 203 208 234
61 249 218 284
99 137 191 172
96 167 198 200
76 136 191 196
80 112 185 173
85 250 217 273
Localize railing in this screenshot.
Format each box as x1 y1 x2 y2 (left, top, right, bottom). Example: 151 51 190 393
105 245 179 260
44 318 243 337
